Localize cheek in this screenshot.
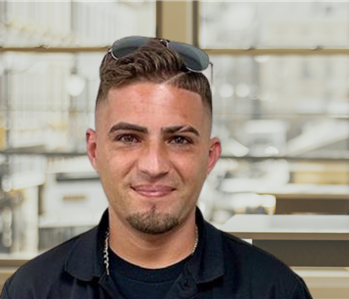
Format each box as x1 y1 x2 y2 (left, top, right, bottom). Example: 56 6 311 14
96 147 130 180
174 152 209 183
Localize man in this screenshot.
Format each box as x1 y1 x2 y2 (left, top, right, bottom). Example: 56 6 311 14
1 36 312 298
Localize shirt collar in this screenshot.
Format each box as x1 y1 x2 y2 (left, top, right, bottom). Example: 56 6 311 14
186 208 225 284
64 209 109 281
64 208 225 284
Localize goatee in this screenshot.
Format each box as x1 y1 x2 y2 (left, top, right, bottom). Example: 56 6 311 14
126 206 179 234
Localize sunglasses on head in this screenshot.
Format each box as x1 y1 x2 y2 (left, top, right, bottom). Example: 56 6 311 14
108 36 213 82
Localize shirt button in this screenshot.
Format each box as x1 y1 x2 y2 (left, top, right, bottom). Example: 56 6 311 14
183 279 190 288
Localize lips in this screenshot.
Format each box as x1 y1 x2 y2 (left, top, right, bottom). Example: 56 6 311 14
131 185 175 198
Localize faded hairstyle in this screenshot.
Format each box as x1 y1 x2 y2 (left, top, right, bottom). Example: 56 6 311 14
96 38 212 116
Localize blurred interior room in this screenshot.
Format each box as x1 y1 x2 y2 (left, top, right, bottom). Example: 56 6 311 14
0 1 348 298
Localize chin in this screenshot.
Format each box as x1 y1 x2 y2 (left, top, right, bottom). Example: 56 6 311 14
125 208 179 235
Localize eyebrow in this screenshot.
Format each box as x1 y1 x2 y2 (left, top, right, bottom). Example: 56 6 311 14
108 122 148 135
161 125 200 137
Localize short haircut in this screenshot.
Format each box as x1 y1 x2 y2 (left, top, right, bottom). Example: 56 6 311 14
96 38 212 116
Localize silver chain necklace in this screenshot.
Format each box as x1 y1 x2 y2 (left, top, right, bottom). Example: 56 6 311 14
103 226 199 276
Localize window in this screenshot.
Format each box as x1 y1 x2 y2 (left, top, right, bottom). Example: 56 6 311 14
0 0 156 256
197 1 349 225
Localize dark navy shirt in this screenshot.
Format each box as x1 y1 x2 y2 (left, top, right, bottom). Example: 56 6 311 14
1 208 313 299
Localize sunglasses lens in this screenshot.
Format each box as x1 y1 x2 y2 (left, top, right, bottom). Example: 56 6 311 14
111 36 149 59
110 36 210 73
168 42 210 72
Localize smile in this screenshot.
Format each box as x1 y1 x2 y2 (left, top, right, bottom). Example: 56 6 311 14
131 185 176 198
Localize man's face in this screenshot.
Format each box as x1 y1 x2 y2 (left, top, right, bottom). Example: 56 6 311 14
87 82 221 234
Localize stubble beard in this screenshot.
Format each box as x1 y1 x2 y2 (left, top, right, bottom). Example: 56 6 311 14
126 205 179 235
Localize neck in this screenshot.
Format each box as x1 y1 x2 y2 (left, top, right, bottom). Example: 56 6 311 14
107 208 197 269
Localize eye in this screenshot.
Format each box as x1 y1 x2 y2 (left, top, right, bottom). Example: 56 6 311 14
116 134 139 144
170 136 191 145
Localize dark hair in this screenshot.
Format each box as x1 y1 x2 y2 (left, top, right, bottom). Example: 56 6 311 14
96 39 212 116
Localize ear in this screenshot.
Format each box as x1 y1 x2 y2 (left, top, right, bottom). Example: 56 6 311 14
86 128 99 172
206 137 221 175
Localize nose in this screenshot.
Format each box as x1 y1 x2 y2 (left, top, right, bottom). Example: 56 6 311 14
137 141 170 179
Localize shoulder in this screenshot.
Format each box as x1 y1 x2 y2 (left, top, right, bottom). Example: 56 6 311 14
2 227 96 298
220 229 295 277
205 222 311 297
204 220 289 270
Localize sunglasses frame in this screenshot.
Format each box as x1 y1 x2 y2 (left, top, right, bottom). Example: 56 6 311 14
108 36 213 85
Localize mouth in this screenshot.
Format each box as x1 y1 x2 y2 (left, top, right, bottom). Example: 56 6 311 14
131 185 176 198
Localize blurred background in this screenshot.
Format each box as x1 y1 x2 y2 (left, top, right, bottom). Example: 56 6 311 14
0 2 349 296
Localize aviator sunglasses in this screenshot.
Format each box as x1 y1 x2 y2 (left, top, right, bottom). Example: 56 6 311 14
108 36 213 83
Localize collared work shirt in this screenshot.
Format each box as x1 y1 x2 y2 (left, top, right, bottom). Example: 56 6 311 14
1 209 312 299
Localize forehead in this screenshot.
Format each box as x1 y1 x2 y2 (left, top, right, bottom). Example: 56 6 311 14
96 83 211 132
